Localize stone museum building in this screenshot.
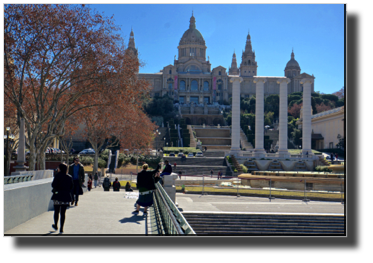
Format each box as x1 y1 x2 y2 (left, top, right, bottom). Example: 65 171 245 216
127 13 315 104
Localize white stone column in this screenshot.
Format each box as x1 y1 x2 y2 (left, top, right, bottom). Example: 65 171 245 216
277 78 291 157
253 78 267 157
300 78 314 156
229 76 243 155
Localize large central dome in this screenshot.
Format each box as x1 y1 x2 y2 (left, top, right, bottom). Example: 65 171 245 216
179 14 205 46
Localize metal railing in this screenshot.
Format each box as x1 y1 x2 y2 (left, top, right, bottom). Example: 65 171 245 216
153 182 196 235
4 174 34 184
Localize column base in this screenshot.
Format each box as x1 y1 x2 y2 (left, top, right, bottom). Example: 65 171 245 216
229 148 241 156
302 149 313 156
254 148 266 158
276 150 290 158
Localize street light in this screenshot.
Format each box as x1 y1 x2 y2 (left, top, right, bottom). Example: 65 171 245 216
5 127 10 175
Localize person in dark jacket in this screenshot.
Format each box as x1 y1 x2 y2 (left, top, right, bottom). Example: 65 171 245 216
125 182 133 192
133 163 160 215
112 178 121 191
68 157 85 206
51 163 73 234
103 176 111 191
159 160 172 185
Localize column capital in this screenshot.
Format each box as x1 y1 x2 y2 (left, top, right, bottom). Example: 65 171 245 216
300 78 314 85
229 76 243 83
253 77 267 84
277 78 290 85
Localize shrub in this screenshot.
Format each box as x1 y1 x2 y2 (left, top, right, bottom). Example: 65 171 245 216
240 164 248 173
315 166 332 173
98 158 107 169
80 156 93 165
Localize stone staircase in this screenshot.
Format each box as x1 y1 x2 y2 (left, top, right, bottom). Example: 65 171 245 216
187 125 197 148
194 127 231 151
268 160 283 171
182 213 345 235
166 155 231 177
318 155 330 166
243 160 259 171
240 128 253 150
203 151 226 157
294 161 308 171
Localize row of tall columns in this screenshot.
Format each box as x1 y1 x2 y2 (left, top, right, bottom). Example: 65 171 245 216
300 79 314 156
229 76 243 154
277 78 291 157
253 78 266 157
229 76 313 158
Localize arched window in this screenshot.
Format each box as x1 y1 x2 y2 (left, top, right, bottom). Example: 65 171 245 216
191 80 198 91
179 80 186 91
203 81 209 91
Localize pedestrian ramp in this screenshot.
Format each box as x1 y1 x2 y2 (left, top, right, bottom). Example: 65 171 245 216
4 188 147 235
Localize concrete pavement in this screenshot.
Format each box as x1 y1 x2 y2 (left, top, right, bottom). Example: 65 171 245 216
5 187 147 235
176 193 344 215
4 187 344 236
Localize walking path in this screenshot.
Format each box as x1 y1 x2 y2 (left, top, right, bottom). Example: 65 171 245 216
5 187 147 235
5 186 344 235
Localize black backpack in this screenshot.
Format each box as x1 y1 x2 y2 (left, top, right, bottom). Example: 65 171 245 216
103 178 110 187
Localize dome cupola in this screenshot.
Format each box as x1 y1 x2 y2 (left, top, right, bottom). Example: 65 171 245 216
284 49 301 78
179 12 205 46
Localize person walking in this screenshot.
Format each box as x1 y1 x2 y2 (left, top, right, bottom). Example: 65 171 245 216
94 172 98 188
113 178 121 191
330 153 334 164
210 169 214 178
335 153 339 160
133 163 160 215
51 163 73 234
218 170 221 180
174 162 177 169
87 177 92 191
68 157 85 206
103 176 111 191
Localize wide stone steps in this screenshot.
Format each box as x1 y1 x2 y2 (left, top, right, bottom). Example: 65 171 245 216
174 165 231 176
182 213 345 235
203 151 226 157
166 156 225 166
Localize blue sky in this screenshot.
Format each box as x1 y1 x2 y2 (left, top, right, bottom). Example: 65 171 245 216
91 4 344 94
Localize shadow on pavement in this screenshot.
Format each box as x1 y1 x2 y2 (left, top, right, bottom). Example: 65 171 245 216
119 214 145 225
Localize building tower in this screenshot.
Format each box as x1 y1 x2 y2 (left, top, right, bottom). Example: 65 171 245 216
177 12 207 66
125 28 139 72
229 51 240 75
239 32 258 77
284 49 301 78
284 49 301 93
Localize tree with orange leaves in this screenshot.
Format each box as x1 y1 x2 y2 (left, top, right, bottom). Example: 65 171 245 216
4 4 145 170
78 74 156 175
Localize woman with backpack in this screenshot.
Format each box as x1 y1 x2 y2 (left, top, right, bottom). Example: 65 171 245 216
103 176 111 191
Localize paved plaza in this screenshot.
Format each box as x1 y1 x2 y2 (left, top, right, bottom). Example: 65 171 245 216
5 184 344 235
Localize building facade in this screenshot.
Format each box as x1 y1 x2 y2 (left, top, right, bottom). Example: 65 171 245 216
297 106 344 150
128 14 315 104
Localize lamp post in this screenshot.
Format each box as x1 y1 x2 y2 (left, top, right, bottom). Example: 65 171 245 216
4 127 10 176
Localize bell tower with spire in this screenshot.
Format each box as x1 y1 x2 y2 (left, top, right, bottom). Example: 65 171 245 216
125 28 139 72
229 51 239 75
239 31 258 77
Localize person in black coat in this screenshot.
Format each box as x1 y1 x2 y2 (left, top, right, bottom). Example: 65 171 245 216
133 163 160 214
68 157 85 206
51 163 73 234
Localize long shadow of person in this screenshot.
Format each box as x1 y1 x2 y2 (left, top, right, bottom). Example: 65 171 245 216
119 214 145 225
